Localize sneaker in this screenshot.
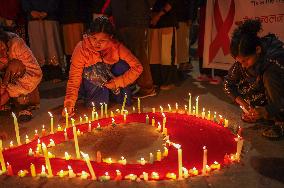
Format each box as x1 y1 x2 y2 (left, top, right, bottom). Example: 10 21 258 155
196 74 211 82
132 89 157 99
160 84 175 90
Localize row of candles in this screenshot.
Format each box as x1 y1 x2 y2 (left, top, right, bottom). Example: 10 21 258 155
0 93 243 180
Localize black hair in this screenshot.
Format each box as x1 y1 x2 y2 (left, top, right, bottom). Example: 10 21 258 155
230 19 262 58
87 16 115 36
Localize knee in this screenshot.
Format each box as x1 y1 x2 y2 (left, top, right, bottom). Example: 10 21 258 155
111 60 130 76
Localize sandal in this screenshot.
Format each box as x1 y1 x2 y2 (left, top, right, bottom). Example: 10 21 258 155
18 110 33 123
262 124 284 140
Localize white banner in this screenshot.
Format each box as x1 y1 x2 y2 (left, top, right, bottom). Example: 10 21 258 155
203 0 284 70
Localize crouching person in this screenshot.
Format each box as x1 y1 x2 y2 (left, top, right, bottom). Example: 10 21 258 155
0 29 42 122
63 17 143 117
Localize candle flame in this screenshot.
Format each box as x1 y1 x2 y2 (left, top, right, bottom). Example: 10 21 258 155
48 112 53 117
105 172 109 176
92 102 95 106
42 165 46 172
193 167 197 170
214 161 219 164
26 135 28 139
173 143 181 149
11 112 16 118
42 125 45 129
68 165 72 170
203 146 207 150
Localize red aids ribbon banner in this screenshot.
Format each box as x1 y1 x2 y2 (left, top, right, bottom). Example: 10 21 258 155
203 0 284 70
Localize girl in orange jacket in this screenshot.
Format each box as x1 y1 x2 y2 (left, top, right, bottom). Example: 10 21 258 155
63 17 143 116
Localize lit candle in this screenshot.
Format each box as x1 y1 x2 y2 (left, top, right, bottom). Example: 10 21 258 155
123 113 127 122
140 157 146 165
138 97 141 114
65 108 68 129
168 104 172 112
206 165 211 173
240 105 249 114
235 135 244 161
110 111 114 118
71 118 80 159
28 148 33 156
48 151 55 158
157 122 161 132
224 119 229 127
115 170 122 181
189 167 199 176
213 112 217 122
118 156 127 165
68 165 76 178
12 112 21 145
183 167 189 178
7 162 13 176
184 105 187 113
146 115 149 124
48 112 54 134
163 147 168 157
88 121 92 132
100 172 111 181
84 114 89 123
210 161 221 170
125 174 137 181
64 128 68 141
81 152 97 180
64 152 71 160
48 139 55 147
57 125 62 131
40 165 47 177
143 172 148 181
105 103 108 117
152 108 155 113
195 96 199 116
80 171 90 179
100 103 104 118
175 103 178 112
91 108 95 122
57 170 66 178
149 153 154 164
25 135 30 144
160 106 163 113
151 172 159 180
174 143 183 179
37 139 42 154
202 146 208 175
162 113 166 134
151 117 155 126
202 108 205 119
42 125 46 137
121 93 127 115
0 140 6 172
219 115 224 125
79 116 83 124
30 163 36 177
9 141 14 148
188 93 191 115
132 106 136 113
156 150 161 161
166 172 177 180
192 106 196 115
95 112 99 120
96 151 102 163
41 143 53 177
207 111 211 120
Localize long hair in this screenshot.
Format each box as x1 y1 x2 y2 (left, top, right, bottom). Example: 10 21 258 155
230 19 262 58
87 16 115 36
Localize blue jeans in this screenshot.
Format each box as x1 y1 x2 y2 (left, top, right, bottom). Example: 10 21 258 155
79 60 132 108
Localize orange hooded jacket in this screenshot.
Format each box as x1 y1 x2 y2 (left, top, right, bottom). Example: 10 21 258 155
64 38 143 108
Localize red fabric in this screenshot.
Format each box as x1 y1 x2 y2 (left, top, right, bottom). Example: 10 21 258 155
3 113 236 180
101 0 111 14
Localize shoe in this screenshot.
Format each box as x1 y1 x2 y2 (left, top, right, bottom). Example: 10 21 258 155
209 76 223 85
160 84 175 90
196 74 211 82
132 89 157 99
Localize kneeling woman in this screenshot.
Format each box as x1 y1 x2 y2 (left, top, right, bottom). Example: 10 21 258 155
63 17 143 116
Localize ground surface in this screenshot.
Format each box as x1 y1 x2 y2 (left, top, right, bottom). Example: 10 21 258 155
0 61 284 188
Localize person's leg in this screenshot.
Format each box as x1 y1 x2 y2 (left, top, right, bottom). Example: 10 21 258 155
80 78 110 108
118 27 155 97
111 60 132 105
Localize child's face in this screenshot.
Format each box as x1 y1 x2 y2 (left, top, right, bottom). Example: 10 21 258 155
88 32 112 52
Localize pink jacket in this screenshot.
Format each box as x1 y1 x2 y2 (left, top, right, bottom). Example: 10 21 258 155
64 38 143 107
6 34 42 97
